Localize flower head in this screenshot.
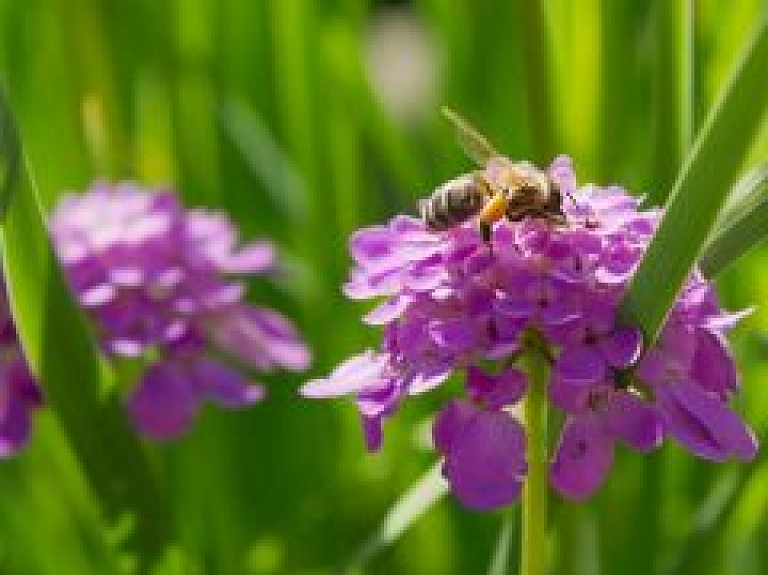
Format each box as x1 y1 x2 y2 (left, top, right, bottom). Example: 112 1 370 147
302 156 757 508
0 288 43 458
51 183 310 440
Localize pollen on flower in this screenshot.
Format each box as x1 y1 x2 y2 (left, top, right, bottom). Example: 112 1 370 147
301 155 757 509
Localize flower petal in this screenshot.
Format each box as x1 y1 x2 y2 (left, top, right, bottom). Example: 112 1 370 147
223 242 275 274
428 318 475 353
432 399 476 454
443 409 526 510
466 366 527 409
349 225 396 268
193 358 265 409
599 327 643 368
554 346 606 385
692 329 738 397
602 391 664 452
211 306 310 372
126 361 202 441
0 397 30 458
407 359 454 394
657 382 757 461
361 415 384 452
301 351 389 398
362 294 412 325
550 415 614 500
548 378 591 414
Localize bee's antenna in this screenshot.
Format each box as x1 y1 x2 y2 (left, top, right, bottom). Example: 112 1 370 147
441 107 498 166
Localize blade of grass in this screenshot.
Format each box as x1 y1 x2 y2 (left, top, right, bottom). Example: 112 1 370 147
651 0 694 201
346 462 448 572
638 4 694 575
620 14 768 342
0 85 19 217
558 506 600 575
134 69 177 186
55 0 126 177
219 99 308 224
660 467 744 575
0 91 170 563
700 165 768 277
172 0 219 206
487 511 516 575
549 0 601 175
519 0 556 163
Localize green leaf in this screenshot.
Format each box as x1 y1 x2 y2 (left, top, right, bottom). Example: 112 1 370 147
442 106 498 166
620 14 768 342
346 463 448 572
517 0 556 163
699 165 768 277
487 511 516 575
558 506 601 575
0 90 170 562
220 99 308 224
651 0 694 201
663 434 768 575
0 86 19 217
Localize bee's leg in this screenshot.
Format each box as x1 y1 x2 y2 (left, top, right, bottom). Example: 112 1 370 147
478 191 508 254
480 221 493 249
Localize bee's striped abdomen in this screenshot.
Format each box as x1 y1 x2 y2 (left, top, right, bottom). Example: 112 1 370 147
421 173 486 232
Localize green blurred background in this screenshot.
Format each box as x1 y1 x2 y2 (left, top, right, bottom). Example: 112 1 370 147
1 0 768 573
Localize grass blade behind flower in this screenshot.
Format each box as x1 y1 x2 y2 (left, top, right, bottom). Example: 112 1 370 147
620 14 768 342
346 463 448 572
699 165 768 277
487 511 516 575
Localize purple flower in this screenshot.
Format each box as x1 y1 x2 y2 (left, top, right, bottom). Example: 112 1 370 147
51 183 310 440
550 380 663 499
126 357 264 440
430 366 528 509
0 289 43 458
433 398 527 510
636 322 756 462
466 365 527 410
549 301 643 386
302 154 758 510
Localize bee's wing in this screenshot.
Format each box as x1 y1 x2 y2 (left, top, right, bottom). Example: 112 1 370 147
441 107 498 166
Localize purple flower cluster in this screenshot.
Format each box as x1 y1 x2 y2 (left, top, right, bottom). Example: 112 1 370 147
0 288 43 458
51 183 310 440
301 156 758 509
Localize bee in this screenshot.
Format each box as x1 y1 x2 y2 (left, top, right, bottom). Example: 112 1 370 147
420 108 568 244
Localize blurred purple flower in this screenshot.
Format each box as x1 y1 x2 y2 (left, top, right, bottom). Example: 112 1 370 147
301 155 757 509
51 183 310 441
0 289 43 458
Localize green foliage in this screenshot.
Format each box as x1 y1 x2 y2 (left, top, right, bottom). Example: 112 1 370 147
700 166 768 277
620 13 768 343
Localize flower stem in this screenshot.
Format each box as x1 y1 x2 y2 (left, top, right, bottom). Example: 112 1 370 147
520 350 549 575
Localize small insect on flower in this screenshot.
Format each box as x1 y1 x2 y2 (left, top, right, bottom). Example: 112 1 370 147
419 108 569 245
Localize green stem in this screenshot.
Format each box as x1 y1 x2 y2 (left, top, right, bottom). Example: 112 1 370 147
520 351 550 575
